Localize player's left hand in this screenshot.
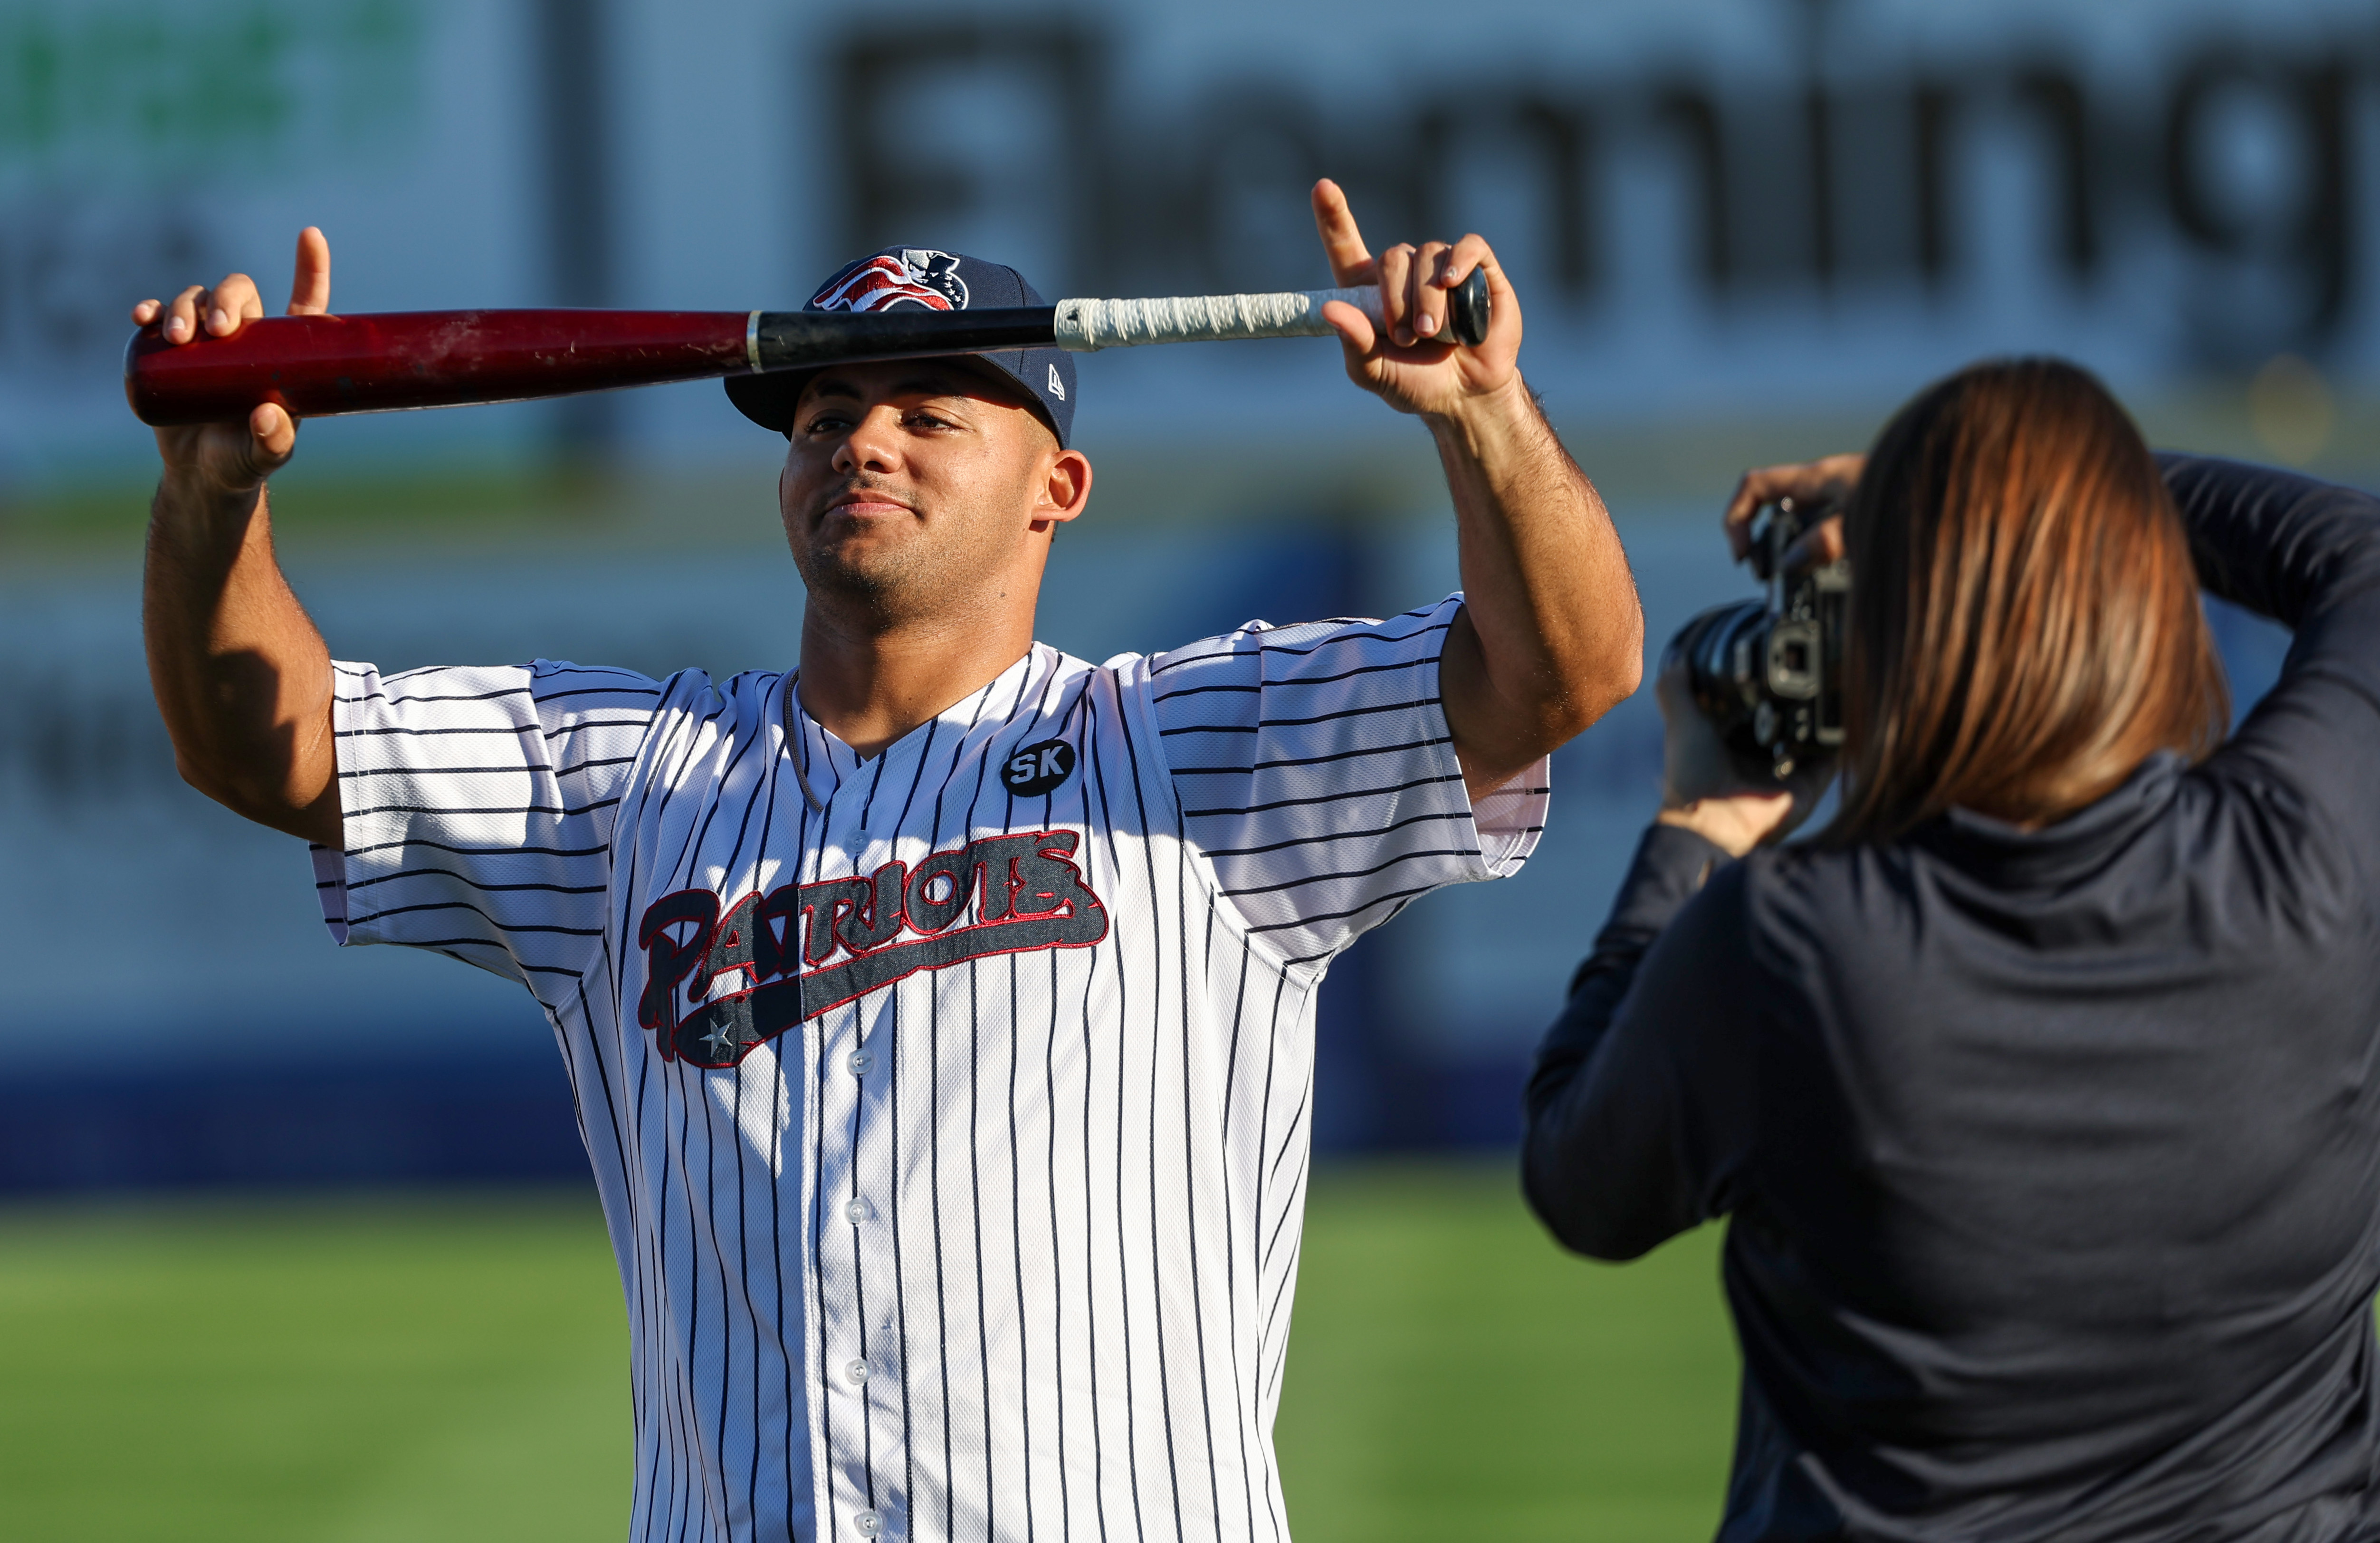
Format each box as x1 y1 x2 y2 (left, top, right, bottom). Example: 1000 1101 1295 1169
132 226 333 494
1310 178 1523 421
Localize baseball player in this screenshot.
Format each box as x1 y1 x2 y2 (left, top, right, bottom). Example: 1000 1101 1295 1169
135 181 1642 1542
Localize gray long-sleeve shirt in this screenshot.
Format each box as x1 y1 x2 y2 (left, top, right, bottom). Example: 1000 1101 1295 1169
1525 457 2380 1542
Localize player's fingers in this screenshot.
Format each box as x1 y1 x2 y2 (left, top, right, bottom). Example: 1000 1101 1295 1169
1457 239 1524 358
131 297 162 325
207 272 263 336
1310 179 1375 288
1408 241 1451 342
162 285 208 344
1375 244 1416 347
1443 234 1513 339
1319 297 1378 355
249 402 297 464
1439 232 1494 288
287 227 331 316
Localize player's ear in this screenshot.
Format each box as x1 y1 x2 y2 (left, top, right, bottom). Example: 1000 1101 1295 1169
1034 448 1092 530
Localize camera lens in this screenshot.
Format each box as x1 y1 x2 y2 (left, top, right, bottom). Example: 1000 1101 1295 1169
1666 599 1778 775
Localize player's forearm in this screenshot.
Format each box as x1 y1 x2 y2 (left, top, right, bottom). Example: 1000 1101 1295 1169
1430 378 1643 788
142 474 340 843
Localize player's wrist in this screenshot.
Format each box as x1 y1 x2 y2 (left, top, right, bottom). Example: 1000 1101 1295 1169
153 456 268 531
1420 374 1537 457
159 424 280 494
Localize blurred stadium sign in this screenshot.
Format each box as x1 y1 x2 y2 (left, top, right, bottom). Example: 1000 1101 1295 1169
833 4 2358 360
0 0 2376 473
0 0 2341 1180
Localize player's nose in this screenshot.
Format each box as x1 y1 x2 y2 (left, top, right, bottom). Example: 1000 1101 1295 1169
831 403 907 477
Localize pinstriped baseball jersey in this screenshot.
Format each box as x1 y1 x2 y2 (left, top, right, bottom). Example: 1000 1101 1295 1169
309 592 1547 1543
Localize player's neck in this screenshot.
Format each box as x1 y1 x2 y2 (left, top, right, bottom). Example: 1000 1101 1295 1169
795 600 1037 759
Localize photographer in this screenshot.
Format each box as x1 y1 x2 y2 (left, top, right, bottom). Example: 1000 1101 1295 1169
1524 358 2380 1540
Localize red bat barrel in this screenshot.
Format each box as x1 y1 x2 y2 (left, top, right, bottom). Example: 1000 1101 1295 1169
124 309 752 426
124 305 1068 426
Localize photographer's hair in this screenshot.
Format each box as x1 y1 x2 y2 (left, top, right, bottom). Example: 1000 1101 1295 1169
1828 358 2229 845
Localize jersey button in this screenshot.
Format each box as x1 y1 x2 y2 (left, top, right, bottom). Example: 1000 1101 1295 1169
852 1508 883 1536
847 1048 874 1076
845 1359 870 1385
844 1198 873 1224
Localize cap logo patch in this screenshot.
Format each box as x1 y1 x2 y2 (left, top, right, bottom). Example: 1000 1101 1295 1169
812 249 969 313
1047 363 1065 400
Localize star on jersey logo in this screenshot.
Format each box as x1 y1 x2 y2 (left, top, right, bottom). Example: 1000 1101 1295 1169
698 1016 743 1059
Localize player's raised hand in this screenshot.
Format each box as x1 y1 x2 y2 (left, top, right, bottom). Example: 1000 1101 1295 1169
133 226 332 492
1310 180 1523 421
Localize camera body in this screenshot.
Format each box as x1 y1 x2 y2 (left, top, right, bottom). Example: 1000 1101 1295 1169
1665 495 1851 780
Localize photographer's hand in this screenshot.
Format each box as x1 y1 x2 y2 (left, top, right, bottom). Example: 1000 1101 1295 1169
1664 453 1860 856
1654 658 1835 858
1723 454 1861 568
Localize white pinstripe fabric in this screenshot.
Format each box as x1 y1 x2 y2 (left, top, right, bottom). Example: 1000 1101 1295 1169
309 594 1547 1543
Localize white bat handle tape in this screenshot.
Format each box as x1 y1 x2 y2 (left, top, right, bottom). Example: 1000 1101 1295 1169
1051 286 1391 352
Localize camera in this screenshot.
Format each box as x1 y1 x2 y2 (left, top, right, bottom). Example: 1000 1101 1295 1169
1665 494 1851 780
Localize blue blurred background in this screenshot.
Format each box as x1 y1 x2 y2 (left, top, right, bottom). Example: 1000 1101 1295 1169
0 0 2354 1188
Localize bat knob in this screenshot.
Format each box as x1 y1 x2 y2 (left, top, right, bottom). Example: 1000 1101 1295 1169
1446 267 1491 348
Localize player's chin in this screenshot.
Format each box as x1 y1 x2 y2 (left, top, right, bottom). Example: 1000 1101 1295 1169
798 530 922 591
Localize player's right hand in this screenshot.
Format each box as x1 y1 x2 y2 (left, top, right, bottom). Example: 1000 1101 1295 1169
132 227 331 493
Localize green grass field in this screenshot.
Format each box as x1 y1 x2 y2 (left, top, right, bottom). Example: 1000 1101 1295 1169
0 1161 1737 1541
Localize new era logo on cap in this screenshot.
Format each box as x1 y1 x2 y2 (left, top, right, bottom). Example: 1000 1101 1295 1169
725 244 1080 447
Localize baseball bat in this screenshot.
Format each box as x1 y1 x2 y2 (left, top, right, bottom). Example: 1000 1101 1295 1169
124 269 1491 427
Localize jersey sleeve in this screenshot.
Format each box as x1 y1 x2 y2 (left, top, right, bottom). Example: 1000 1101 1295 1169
311 658 665 996
1144 594 1549 969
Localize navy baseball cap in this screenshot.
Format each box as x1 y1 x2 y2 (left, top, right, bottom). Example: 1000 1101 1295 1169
725 246 1078 448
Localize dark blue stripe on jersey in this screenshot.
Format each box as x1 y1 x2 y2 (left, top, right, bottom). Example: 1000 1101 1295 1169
1244 880 1443 936
1179 771 1463 819
1166 735 1453 774
1195 808 1472 859
342 795 624 819
339 683 532 705
344 864 608 895
1149 654 1428 704
338 763 554 778
1142 612 1448 675
1157 695 1439 735
1219 847 1476 898
342 895 607 935
345 834 613 861
533 683 666 703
